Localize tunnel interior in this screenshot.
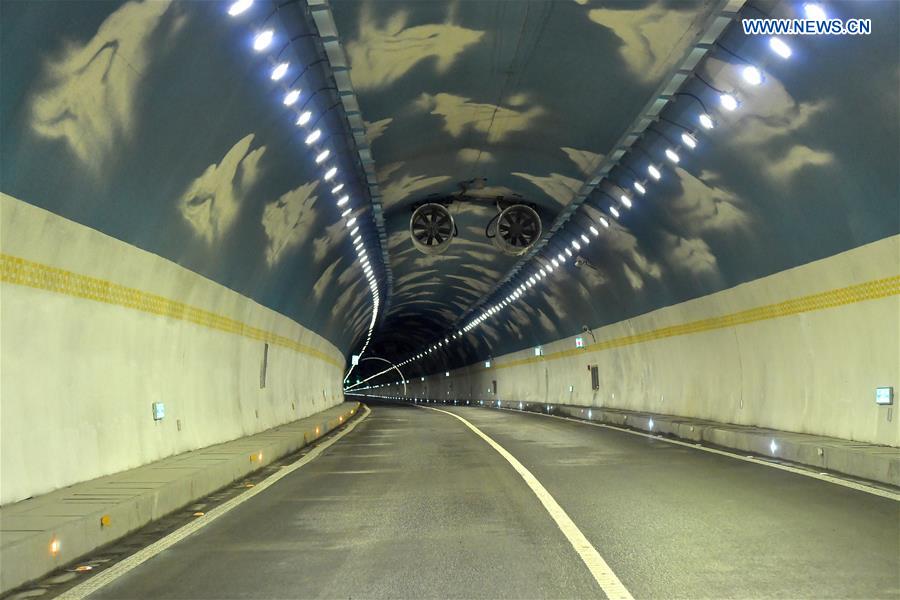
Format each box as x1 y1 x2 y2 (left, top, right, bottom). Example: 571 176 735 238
0 0 898 598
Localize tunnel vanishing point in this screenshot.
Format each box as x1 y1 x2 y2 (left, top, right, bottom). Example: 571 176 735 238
0 0 898 598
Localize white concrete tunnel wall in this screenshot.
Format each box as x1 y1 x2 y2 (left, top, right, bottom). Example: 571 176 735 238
385 236 899 448
0 195 346 506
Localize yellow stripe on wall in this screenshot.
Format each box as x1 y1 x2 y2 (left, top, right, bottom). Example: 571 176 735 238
0 254 344 369
496 275 900 370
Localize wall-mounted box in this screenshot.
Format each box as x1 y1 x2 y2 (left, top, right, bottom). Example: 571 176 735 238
151 402 165 420
875 387 893 405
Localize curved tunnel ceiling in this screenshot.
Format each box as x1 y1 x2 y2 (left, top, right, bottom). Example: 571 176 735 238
329 0 728 359
1 0 388 356
1 0 897 388
339 0 899 382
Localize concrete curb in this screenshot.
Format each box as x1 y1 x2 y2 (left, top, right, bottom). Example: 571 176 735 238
360 395 899 489
549 404 900 487
0 402 361 595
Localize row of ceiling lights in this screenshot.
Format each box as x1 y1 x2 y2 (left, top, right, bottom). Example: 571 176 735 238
227 0 381 377
375 2 824 385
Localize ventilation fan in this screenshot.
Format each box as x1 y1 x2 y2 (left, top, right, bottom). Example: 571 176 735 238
409 203 455 255
487 204 542 256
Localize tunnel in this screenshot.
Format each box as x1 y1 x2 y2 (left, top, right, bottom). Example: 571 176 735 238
1 0 898 598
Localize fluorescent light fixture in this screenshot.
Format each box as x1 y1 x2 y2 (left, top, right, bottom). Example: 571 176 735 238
304 129 321 145
315 149 330 163
633 181 646 194
803 2 827 20
742 65 763 86
341 208 351 217
665 148 680 163
558 253 565 263
580 234 589 244
331 183 344 194
253 30 273 51
565 248 573 257
699 113 715 129
296 111 311 126
228 0 253 16
599 216 610 228
551 258 560 267
337 195 349 206
346 217 357 227
620 194 632 208
589 225 599 236
648 164 661 180
720 93 738 111
572 240 581 250
681 132 697 149
324 166 337 180
770 36 792 58
270 62 288 80
610 206 620 218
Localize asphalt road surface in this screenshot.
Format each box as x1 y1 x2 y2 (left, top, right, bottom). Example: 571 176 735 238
88 401 900 599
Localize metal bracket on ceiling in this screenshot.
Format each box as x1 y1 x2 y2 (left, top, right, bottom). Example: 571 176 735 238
306 0 394 316
451 0 746 332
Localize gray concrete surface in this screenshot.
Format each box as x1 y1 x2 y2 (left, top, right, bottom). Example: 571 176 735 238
524 401 900 487
79 401 898 600
0 402 360 595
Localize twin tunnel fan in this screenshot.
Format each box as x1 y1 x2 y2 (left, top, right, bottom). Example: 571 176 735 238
409 201 542 257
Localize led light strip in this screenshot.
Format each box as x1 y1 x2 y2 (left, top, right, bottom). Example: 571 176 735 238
385 2 827 380
225 0 381 381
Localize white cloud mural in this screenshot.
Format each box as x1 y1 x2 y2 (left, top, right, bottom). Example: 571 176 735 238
346 9 484 90
261 181 319 266
562 147 604 176
381 173 452 210
587 3 702 83
512 171 583 206
669 167 751 234
706 58 835 182
179 134 265 244
457 148 494 163
364 118 393 144
415 93 544 142
767 145 834 181
312 258 342 303
30 0 181 171
664 235 718 275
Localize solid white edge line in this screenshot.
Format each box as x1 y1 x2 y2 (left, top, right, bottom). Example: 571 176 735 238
419 405 633 600
504 405 900 503
367 395 898 502
58 405 372 600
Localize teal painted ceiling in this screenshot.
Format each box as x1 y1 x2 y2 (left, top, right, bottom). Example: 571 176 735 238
1 1 897 380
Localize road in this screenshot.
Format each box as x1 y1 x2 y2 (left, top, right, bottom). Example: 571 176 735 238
88 401 899 599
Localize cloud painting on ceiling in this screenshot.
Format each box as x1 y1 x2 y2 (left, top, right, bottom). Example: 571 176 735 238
1 0 374 352
330 0 898 375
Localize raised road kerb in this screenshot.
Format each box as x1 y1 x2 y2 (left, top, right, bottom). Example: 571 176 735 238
54 405 372 600
0 402 363 595
365 395 900 497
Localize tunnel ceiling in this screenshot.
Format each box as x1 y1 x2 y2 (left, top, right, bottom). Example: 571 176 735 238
1 0 898 386
343 0 899 382
1 0 386 354
329 0 726 358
